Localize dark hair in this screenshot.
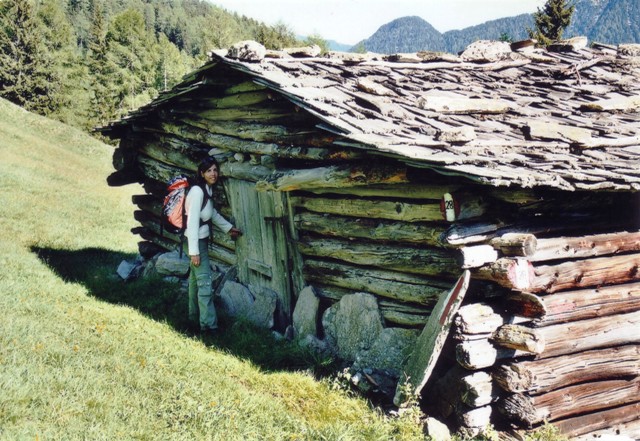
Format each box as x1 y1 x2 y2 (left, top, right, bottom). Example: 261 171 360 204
195 156 220 187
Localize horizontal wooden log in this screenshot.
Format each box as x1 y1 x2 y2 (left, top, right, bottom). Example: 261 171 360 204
529 253 640 293
193 104 302 122
490 233 537 257
456 405 492 429
536 309 640 358
458 245 499 269
491 324 545 354
297 237 461 277
456 339 529 370
498 376 640 427
256 164 410 192
176 115 338 147
306 183 461 199
454 303 527 335
132 227 237 266
506 282 640 325
293 193 487 223
530 230 640 262
493 345 640 394
133 210 236 252
303 258 450 305
459 371 501 408
159 120 361 161
554 402 640 438
294 212 448 246
472 258 534 291
219 160 274 182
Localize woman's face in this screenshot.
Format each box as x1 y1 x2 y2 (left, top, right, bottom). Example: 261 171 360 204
202 164 219 186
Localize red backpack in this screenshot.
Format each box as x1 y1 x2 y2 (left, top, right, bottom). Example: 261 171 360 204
161 175 210 257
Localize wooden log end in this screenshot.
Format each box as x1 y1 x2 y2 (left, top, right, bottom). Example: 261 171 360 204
505 293 547 319
498 394 541 427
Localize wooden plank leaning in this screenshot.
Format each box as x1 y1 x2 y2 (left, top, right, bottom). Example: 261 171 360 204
393 270 470 406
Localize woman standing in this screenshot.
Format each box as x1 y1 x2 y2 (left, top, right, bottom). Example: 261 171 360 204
185 156 241 335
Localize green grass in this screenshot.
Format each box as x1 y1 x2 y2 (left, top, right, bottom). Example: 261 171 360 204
0 98 425 440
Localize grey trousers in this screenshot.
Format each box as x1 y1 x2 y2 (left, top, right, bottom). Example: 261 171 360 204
188 239 218 330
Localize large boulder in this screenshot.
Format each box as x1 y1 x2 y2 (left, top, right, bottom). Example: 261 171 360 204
322 292 384 361
292 285 320 339
353 327 419 378
247 285 277 329
219 281 253 317
155 251 190 276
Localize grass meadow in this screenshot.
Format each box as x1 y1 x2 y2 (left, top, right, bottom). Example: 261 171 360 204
0 98 425 440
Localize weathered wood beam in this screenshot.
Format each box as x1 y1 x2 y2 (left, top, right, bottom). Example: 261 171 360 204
553 402 640 438
292 194 487 223
472 258 534 291
498 376 640 427
493 345 640 394
458 245 499 269
491 324 545 354
256 164 410 192
505 282 640 324
303 258 450 305
454 303 528 335
456 339 529 370
474 253 640 293
530 230 640 262
132 227 237 266
459 371 501 408
219 160 274 183
529 253 640 293
133 210 236 252
490 233 537 257
294 212 448 246
297 237 461 277
395 272 470 406
158 120 361 161
306 183 462 199
536 309 640 358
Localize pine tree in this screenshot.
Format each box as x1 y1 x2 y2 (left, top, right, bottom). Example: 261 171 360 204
0 0 60 114
528 0 576 46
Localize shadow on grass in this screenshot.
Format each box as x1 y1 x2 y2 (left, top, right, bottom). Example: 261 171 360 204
33 246 333 375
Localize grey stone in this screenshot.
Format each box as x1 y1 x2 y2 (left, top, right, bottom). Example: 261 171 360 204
227 40 266 62
292 285 320 339
353 327 419 378
423 417 452 441
219 281 253 317
116 260 137 281
461 40 511 62
247 285 277 329
322 292 384 362
155 251 190 276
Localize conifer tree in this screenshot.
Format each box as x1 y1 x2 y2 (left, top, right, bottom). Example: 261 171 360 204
529 0 575 46
0 0 60 114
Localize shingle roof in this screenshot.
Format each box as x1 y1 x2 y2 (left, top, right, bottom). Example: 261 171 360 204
104 39 640 191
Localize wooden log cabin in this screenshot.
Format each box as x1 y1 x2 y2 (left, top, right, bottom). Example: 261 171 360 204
99 39 640 438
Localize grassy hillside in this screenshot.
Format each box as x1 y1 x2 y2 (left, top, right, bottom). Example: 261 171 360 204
0 98 423 440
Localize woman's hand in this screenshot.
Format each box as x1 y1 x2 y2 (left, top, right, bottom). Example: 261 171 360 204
191 254 200 267
229 227 243 240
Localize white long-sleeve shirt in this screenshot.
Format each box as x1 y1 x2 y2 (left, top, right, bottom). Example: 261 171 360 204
185 184 233 256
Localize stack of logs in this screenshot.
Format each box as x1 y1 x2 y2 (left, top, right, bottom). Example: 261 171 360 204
431 225 640 438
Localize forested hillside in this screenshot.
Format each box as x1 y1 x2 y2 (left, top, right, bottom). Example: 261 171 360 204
358 0 640 54
0 0 302 131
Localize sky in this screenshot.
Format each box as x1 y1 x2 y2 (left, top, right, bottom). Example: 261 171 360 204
211 0 548 45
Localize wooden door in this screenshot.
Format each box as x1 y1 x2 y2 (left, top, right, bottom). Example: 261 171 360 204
225 178 293 325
